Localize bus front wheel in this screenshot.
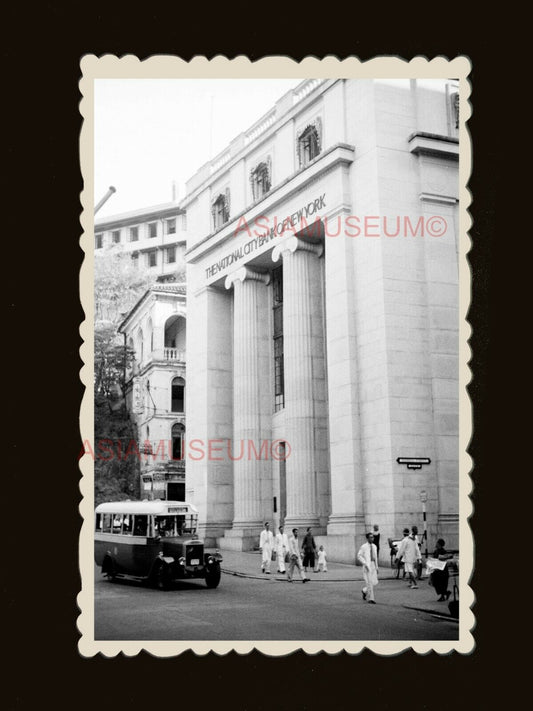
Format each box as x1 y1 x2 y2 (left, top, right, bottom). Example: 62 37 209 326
205 562 221 589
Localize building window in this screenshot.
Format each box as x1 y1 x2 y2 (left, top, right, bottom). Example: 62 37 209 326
166 218 176 235
166 246 176 264
297 120 322 168
451 92 459 130
180 214 187 231
250 158 271 201
211 189 230 231
272 266 284 411
147 251 157 268
171 377 185 413
171 422 185 461
95 234 103 249
131 252 139 267
112 230 121 244
130 226 139 241
148 222 157 239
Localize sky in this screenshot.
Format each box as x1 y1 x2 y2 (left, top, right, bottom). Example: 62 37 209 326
94 79 301 218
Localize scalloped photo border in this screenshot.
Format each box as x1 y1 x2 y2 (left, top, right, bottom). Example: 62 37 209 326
78 54 473 657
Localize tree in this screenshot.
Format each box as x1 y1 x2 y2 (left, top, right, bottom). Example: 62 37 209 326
93 252 154 504
92 250 186 504
94 250 155 325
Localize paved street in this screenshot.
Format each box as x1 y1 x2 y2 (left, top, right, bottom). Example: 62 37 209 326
94 565 458 641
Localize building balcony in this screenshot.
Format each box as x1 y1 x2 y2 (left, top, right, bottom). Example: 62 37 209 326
163 348 185 362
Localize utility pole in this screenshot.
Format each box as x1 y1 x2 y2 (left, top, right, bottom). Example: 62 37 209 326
420 490 428 559
95 186 116 215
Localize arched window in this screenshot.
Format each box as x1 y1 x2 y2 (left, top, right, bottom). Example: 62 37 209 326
250 159 271 201
137 328 144 363
171 423 185 461
146 318 153 354
164 315 186 360
297 122 321 167
211 189 230 231
127 337 135 374
171 377 185 413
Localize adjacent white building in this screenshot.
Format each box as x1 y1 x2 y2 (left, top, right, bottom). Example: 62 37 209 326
95 202 187 281
118 284 187 501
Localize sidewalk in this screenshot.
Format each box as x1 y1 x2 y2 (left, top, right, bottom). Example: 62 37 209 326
218 549 459 620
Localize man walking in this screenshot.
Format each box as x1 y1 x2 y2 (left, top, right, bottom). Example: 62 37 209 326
396 529 422 589
275 525 289 574
372 524 381 558
357 532 379 604
259 522 274 574
286 528 308 583
411 525 422 579
301 527 317 573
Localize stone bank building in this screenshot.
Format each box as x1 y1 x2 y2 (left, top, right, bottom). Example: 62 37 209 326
182 78 460 562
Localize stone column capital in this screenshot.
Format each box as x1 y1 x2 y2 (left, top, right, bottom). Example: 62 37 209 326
225 266 271 290
272 236 324 263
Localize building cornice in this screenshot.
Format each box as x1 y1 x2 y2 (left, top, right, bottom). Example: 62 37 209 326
95 203 185 231
118 285 186 334
186 142 355 264
179 79 340 208
408 132 459 160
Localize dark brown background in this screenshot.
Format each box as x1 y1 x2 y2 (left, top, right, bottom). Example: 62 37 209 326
6 5 498 709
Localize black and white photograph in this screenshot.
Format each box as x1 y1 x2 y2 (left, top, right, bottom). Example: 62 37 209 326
78 55 473 656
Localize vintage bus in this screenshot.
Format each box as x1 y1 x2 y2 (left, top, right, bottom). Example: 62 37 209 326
94 500 222 589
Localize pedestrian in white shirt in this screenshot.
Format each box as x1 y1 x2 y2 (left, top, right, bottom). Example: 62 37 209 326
259 522 274 574
286 528 309 583
396 531 422 589
357 532 379 603
275 525 289 574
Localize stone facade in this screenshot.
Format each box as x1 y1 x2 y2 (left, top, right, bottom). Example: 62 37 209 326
182 78 460 563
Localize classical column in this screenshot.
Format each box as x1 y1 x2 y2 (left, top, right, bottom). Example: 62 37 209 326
225 267 271 537
272 237 323 528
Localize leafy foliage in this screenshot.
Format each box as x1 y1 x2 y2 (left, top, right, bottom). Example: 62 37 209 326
93 252 154 504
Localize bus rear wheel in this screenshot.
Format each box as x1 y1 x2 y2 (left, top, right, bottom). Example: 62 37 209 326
205 562 221 589
102 556 116 581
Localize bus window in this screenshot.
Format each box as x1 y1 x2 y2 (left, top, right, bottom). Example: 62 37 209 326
133 515 148 536
122 515 133 535
112 514 123 534
155 515 178 537
182 514 198 535
95 513 102 531
102 514 112 533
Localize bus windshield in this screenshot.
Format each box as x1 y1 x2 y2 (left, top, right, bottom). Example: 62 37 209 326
154 514 198 537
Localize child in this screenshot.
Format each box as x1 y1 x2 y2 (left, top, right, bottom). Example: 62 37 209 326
316 545 327 572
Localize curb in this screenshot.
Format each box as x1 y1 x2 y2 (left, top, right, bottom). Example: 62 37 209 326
222 568 359 582
221 568 402 583
402 604 459 621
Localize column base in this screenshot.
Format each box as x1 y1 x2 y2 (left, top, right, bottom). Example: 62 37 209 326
437 513 459 550
283 515 322 534
197 521 232 548
216 523 263 552
326 514 367 565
